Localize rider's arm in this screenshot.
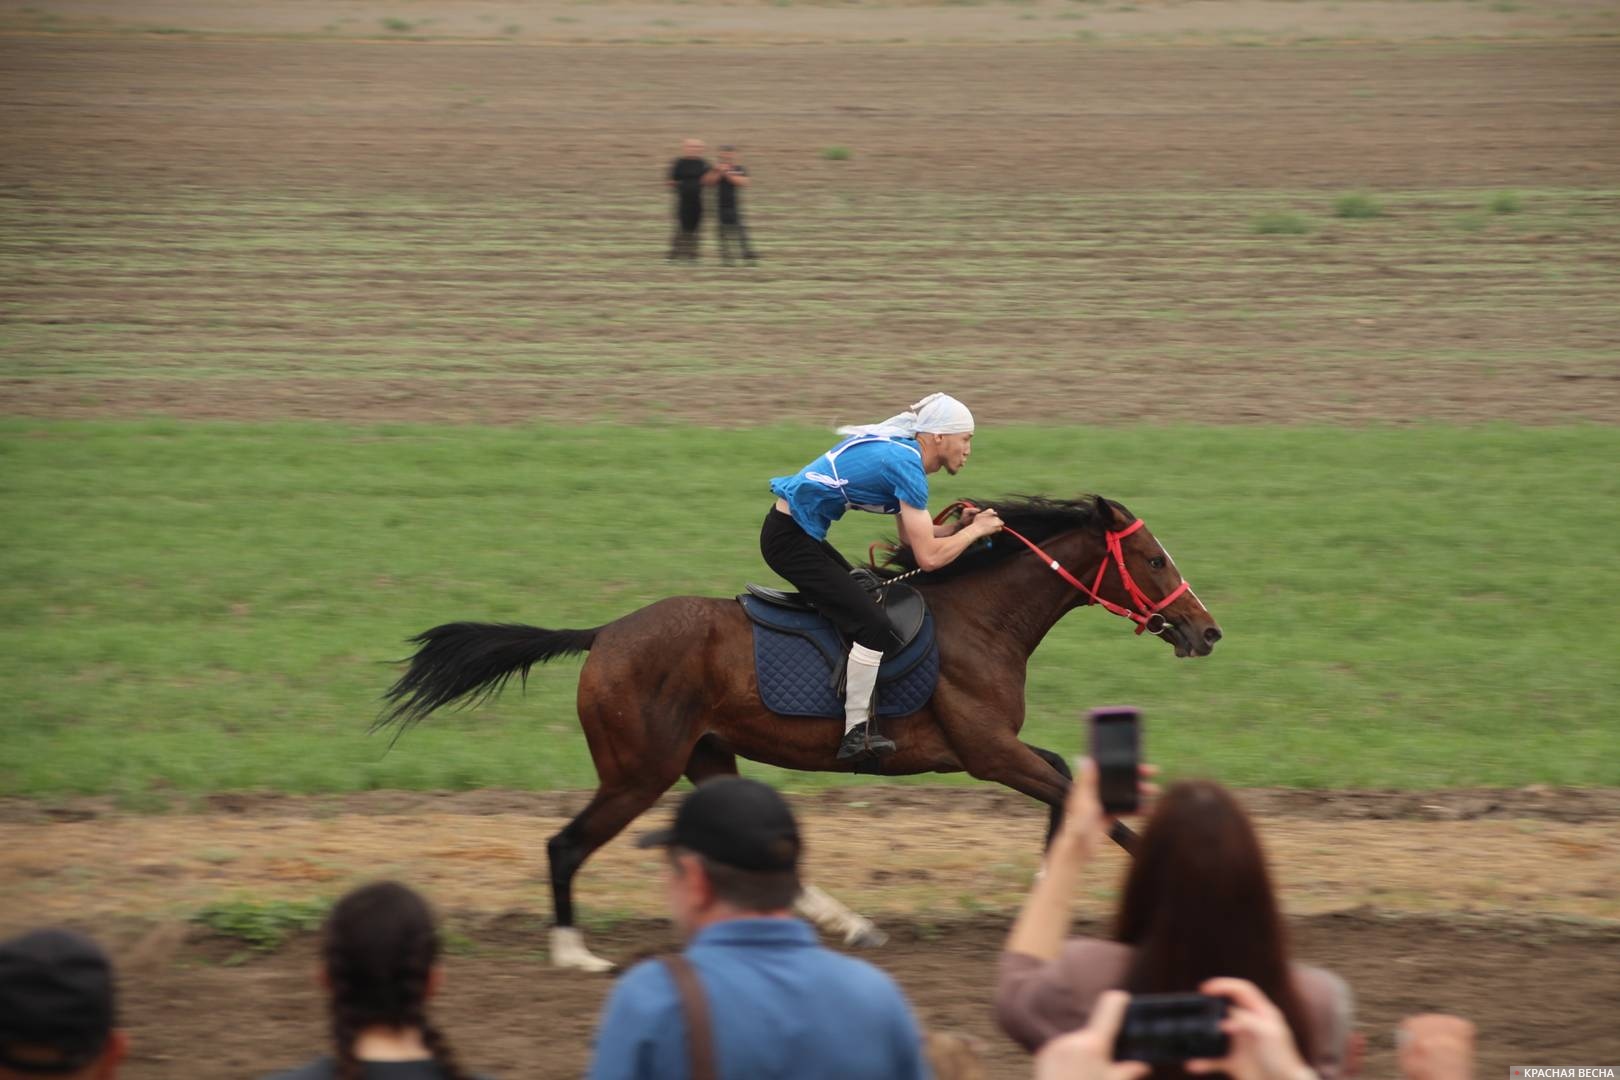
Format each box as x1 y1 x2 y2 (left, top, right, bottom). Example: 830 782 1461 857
897 504 998 572
931 505 980 537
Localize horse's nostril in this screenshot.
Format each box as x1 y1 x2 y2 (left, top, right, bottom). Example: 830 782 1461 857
1204 626 1223 645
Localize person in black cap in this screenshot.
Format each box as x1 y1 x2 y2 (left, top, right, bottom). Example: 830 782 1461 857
0 929 127 1079
587 777 928 1080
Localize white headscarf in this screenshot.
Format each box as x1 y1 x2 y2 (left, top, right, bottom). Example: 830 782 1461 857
836 392 975 440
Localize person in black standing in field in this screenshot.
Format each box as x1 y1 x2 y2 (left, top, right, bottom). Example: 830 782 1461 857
707 144 757 264
667 138 709 261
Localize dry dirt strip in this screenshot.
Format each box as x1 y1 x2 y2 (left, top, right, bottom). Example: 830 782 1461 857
3 787 1616 932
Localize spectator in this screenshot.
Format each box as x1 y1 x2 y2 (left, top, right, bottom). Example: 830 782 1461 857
996 761 1356 1080
0 929 127 1079
706 145 757 264
667 138 709 262
1397 1015 1475 1080
588 776 929 1080
262 881 488 1080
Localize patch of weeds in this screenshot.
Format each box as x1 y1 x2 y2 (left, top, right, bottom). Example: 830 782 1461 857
1488 0 1521 10
1252 211 1312 235
1333 191 1383 219
553 14 580 22
145 26 192 35
115 789 174 814
441 929 478 957
769 0 794 7
577 907 637 933
821 145 853 161
1454 212 1488 232
502 23 522 34
1486 190 1522 214
1072 28 1099 40
193 898 329 952
197 848 240 865
380 16 416 32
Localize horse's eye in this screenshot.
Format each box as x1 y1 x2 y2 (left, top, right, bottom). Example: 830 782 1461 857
1149 556 1166 570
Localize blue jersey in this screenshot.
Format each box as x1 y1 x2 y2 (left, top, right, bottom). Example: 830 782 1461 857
770 435 930 541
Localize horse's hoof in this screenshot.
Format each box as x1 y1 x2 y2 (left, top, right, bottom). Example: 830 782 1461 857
550 926 617 973
844 923 889 949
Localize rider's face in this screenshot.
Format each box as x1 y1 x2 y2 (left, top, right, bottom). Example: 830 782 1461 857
930 432 973 475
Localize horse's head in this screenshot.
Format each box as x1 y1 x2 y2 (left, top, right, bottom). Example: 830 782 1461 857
1089 498 1221 658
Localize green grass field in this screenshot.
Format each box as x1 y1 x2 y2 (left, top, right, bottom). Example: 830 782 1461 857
4 419 1616 800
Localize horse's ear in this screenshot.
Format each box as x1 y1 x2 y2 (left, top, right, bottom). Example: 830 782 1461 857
1093 495 1118 528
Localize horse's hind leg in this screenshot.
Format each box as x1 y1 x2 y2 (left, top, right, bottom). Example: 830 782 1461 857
683 734 738 784
548 681 694 971
547 780 672 971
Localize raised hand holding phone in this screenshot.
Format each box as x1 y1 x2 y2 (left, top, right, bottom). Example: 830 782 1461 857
1090 706 1142 814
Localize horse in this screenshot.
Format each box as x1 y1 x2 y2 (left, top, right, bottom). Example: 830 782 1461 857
377 494 1221 971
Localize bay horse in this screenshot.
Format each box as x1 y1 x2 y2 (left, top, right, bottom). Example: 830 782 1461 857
377 495 1220 970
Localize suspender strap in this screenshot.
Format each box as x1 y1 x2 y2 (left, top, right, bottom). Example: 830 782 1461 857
662 955 718 1080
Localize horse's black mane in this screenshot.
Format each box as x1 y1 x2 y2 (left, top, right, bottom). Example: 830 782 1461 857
879 494 1134 582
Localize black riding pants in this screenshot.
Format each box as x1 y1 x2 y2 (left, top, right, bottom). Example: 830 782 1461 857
760 507 897 653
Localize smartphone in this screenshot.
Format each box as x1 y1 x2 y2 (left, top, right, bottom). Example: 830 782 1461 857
1088 706 1140 814
1113 993 1230 1064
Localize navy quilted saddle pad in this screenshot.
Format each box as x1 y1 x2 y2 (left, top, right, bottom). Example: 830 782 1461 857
736 593 940 719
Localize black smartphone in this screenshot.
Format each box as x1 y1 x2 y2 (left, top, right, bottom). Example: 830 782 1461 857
1113 993 1230 1064
1088 706 1140 814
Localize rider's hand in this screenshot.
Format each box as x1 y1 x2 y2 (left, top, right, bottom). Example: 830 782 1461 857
970 508 1004 538
1034 991 1150 1080
1186 978 1317 1080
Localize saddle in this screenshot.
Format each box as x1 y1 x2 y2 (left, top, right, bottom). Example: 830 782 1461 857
736 574 940 722
741 573 928 653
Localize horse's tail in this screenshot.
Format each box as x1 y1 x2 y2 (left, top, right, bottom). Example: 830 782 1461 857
374 621 599 739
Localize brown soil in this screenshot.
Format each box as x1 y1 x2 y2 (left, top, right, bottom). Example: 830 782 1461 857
95 912 1620 1080
3 38 1618 426
6 0 1618 46
3 789 1617 1077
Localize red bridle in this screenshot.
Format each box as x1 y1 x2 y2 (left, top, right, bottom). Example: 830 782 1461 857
936 501 1191 636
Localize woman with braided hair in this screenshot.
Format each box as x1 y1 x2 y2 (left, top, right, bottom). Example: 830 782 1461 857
262 882 492 1080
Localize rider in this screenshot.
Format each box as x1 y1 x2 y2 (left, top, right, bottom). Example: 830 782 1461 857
763 392 1004 762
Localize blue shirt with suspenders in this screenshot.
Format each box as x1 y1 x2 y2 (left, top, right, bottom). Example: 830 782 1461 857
587 918 929 1080
769 434 931 541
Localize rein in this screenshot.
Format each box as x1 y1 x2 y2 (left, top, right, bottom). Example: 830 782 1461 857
923 500 1190 637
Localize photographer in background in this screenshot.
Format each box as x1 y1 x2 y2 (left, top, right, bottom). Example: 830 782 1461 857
996 761 1359 1080
667 138 710 262
705 145 757 264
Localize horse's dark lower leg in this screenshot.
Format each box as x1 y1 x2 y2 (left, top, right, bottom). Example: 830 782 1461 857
1025 743 1072 848
547 782 668 930
683 734 739 785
